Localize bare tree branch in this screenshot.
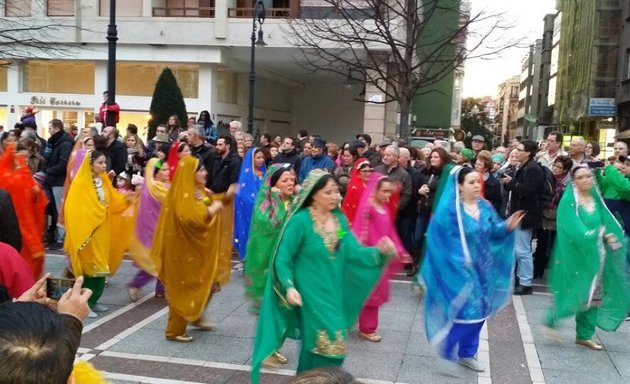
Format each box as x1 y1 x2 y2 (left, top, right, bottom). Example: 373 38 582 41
282 0 523 138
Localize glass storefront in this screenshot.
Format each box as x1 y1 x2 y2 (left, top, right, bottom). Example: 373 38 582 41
118 111 153 142
116 62 199 98
24 61 95 94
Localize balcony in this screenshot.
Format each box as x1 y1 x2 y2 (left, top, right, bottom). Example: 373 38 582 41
228 7 293 18
228 0 298 19
152 0 215 18
152 7 215 17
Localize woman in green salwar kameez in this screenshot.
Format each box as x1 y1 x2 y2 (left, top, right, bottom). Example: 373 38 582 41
543 166 630 350
250 170 396 383
244 163 296 313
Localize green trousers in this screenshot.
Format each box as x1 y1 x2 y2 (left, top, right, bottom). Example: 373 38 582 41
544 306 598 340
83 276 106 308
296 345 343 374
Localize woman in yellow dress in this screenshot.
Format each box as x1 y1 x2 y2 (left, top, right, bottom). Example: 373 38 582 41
64 150 133 317
151 156 225 342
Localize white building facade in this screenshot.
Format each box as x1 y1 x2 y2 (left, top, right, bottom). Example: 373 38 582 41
0 0 389 142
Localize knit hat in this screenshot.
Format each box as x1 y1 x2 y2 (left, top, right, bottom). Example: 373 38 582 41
460 148 474 161
491 154 505 164
312 137 327 148
471 135 485 142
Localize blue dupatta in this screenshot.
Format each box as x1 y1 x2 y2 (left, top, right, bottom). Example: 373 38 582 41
420 166 515 347
234 148 266 260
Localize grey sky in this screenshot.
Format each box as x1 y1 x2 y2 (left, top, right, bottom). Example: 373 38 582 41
463 0 557 98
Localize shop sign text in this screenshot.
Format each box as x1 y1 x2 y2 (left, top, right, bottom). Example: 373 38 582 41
30 96 81 107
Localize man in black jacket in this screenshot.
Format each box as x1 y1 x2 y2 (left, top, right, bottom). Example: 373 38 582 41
102 126 127 176
356 133 383 167
502 140 544 295
274 136 302 173
43 119 74 248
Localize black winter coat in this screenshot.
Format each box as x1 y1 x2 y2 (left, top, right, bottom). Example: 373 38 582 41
505 159 544 229
44 130 73 187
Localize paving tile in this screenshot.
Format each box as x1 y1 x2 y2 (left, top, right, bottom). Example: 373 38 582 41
107 328 189 357
543 368 625 384
177 334 254 365
342 350 403 381
377 308 417 332
397 354 477 384
537 344 617 372
213 311 259 338
608 351 630 377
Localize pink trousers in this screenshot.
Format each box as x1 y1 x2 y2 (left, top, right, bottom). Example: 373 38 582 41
358 305 379 334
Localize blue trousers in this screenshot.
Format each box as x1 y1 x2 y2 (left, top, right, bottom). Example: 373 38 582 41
441 321 484 360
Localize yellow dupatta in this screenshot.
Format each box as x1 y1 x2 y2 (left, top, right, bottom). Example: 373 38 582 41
64 151 129 277
150 156 220 321
128 158 169 275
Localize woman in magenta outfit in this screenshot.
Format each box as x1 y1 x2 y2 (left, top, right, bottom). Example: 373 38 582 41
351 174 411 342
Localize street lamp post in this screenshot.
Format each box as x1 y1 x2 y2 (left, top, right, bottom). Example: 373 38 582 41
106 0 118 127
247 0 267 134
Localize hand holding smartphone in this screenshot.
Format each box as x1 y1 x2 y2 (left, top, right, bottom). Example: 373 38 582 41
46 277 76 301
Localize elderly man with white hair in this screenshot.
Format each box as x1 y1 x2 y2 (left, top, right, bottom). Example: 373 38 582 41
229 121 242 136
569 137 587 166
614 141 629 157
374 145 413 217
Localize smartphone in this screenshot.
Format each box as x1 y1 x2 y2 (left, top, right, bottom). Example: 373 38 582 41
46 277 75 300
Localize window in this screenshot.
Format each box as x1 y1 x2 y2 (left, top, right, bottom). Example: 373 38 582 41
216 70 238 104
116 63 199 98
48 0 74 16
0 65 7 92
99 0 142 17
6 0 31 16
24 61 95 94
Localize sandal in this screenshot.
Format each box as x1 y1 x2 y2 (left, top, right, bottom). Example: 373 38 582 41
166 334 193 343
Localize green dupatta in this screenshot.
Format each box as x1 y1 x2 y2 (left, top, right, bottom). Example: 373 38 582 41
250 170 385 383
547 174 630 331
244 164 293 312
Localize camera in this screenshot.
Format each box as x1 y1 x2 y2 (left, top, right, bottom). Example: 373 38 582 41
587 160 605 169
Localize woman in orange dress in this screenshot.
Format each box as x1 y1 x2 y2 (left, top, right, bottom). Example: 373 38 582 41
0 143 47 279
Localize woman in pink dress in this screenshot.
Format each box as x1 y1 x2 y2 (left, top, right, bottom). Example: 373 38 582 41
351 174 411 342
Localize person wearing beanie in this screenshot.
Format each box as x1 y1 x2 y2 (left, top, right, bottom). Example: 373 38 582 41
297 137 335 183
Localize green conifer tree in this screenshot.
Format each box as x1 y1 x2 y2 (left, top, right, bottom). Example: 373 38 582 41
147 67 188 139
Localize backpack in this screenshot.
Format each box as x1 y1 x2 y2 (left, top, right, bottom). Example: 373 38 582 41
539 164 556 203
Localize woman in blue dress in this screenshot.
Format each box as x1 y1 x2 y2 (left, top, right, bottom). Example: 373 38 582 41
233 148 266 260
420 166 524 372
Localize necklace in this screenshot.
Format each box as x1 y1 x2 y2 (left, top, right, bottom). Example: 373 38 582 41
579 194 595 213
462 201 479 219
309 206 340 253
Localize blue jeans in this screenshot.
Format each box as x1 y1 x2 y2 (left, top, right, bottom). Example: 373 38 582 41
515 227 533 287
51 186 65 243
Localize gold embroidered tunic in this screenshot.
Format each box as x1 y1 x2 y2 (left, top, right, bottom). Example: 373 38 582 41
273 209 385 358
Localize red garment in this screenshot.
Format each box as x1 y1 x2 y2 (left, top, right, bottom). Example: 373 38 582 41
99 102 120 124
0 242 35 298
341 158 370 222
0 144 48 279
167 140 180 180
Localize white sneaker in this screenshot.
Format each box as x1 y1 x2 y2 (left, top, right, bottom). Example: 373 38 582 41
458 358 484 372
87 310 98 319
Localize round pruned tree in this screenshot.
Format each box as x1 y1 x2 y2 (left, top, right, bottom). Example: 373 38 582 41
147 67 188 139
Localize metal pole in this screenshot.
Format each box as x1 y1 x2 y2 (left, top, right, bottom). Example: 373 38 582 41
246 1 258 135
106 0 118 127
